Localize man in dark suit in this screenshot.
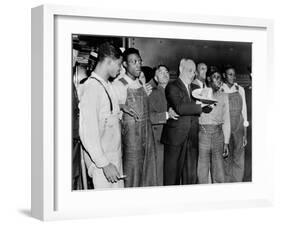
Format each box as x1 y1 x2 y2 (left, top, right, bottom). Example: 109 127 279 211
181 62 208 184
161 59 211 185
148 65 179 186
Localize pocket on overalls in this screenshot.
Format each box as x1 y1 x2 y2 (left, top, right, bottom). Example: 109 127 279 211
101 115 121 156
121 122 129 136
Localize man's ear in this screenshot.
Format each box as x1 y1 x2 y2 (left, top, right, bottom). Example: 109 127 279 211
207 77 211 83
154 75 159 82
154 70 159 81
103 58 112 66
122 61 127 69
222 73 226 79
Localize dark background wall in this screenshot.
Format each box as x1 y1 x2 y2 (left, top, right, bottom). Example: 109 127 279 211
130 37 252 84
73 34 252 86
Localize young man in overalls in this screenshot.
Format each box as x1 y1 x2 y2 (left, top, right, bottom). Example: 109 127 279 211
79 42 124 189
221 65 249 182
112 48 157 187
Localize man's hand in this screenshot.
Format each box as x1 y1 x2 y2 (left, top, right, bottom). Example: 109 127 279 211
102 163 121 183
222 143 229 158
143 83 153 96
202 105 213 113
243 127 247 147
120 104 140 120
168 107 179 120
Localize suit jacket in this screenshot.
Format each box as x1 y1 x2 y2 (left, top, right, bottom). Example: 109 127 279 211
161 78 202 146
148 85 167 145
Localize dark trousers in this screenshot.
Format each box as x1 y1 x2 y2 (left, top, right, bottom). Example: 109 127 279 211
164 137 197 185
183 122 198 185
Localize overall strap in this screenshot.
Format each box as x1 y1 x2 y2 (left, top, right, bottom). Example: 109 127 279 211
90 77 113 113
119 77 128 86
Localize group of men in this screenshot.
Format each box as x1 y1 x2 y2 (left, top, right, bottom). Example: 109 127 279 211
75 42 249 189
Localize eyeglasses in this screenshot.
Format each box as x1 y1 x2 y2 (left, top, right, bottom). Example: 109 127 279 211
128 59 142 65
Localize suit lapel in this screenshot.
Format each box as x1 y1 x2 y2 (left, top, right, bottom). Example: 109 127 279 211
191 82 200 91
176 78 190 98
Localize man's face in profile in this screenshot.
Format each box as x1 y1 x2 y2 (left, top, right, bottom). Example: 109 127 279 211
183 60 196 84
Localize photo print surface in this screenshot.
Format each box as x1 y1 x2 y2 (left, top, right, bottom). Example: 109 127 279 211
72 34 252 190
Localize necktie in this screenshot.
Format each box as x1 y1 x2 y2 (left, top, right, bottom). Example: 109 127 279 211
187 85 191 98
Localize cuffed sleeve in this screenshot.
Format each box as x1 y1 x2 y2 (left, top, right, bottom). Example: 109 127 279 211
166 83 202 116
150 111 167 125
148 87 168 125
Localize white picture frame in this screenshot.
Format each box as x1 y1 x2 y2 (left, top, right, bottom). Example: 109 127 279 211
31 4 274 221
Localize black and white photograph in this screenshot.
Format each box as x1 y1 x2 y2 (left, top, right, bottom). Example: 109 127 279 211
71 34 252 190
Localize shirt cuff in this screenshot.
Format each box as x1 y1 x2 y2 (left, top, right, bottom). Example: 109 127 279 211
224 136 230 144
243 121 249 127
87 157 109 177
166 112 169 120
87 163 95 178
95 156 110 169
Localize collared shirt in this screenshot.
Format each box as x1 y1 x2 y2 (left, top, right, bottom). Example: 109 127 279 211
221 83 249 127
79 72 120 168
112 74 143 105
199 90 231 144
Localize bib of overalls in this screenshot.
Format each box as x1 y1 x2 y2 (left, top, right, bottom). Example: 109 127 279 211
123 87 148 122
122 86 157 187
228 91 243 132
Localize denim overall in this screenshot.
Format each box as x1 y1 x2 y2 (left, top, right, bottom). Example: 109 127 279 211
197 124 225 183
224 91 245 182
122 87 157 187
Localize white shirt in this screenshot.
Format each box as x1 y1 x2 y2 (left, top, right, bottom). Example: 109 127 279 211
193 78 205 88
199 90 231 144
79 72 121 168
112 74 143 105
221 83 249 127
